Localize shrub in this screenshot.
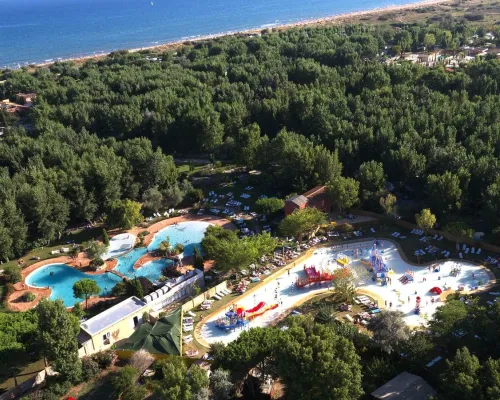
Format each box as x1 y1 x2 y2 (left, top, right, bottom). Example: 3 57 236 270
111 281 127 297
464 13 484 21
175 243 185 253
111 366 139 397
102 229 110 246
45 378 72 396
89 257 105 269
129 349 154 374
91 350 116 369
3 264 22 283
82 357 101 380
336 223 354 233
22 291 36 302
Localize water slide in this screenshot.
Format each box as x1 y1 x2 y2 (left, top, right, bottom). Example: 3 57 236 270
247 303 279 319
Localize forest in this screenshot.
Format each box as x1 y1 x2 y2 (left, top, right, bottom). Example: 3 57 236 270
1 21 500 258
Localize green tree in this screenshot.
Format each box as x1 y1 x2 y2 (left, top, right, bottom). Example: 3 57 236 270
444 221 473 247
277 317 363 400
73 278 101 309
72 302 85 320
254 197 284 216
202 226 276 272
210 369 234 400
480 358 500 399
441 347 481 400
423 33 436 50
427 172 462 214
327 176 360 214
367 310 410 354
331 268 357 304
485 177 500 222
154 357 209 400
107 199 144 230
379 193 397 217
102 229 110 246
358 160 386 195
415 208 436 234
111 365 139 398
193 246 204 270
429 299 468 338
142 186 164 212
82 239 107 259
36 299 82 382
279 207 327 242
215 327 283 384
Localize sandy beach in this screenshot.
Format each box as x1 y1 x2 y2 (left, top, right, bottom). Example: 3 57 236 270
34 0 450 68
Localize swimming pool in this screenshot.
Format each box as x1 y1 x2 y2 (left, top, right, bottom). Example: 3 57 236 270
25 264 122 307
114 248 174 281
147 221 212 256
26 221 211 306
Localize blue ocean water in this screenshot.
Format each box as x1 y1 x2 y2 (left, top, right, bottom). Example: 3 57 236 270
25 221 209 306
1 0 423 67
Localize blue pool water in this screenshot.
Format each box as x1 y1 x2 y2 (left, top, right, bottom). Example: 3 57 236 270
25 221 210 306
148 221 211 256
25 264 122 306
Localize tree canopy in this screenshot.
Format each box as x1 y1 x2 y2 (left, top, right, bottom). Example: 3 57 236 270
73 278 101 309
279 207 327 242
201 225 276 272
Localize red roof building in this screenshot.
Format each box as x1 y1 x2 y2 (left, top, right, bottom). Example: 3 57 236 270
284 185 331 216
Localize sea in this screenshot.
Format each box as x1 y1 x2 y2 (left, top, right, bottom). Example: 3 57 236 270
0 0 423 68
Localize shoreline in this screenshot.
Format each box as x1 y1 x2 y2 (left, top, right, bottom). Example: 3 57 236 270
28 0 450 69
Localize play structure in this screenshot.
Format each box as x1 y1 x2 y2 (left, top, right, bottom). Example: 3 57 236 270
215 302 278 330
398 270 415 285
369 246 388 272
336 253 351 267
414 296 421 315
296 265 334 288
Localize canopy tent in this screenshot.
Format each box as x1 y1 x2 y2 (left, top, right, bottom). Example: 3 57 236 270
429 287 442 295
118 308 181 355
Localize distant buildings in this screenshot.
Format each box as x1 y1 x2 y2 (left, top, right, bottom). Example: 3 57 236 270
0 92 36 114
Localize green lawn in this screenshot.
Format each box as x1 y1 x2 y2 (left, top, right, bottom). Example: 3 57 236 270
0 359 45 393
1 226 103 273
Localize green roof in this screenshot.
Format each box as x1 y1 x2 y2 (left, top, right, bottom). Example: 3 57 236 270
118 308 181 356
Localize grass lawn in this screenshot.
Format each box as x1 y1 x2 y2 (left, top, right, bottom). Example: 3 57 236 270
66 368 117 400
0 359 45 393
1 226 103 274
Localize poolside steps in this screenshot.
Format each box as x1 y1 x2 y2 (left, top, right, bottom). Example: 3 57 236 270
109 270 128 280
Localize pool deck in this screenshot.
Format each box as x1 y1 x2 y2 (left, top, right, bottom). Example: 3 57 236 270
196 238 496 346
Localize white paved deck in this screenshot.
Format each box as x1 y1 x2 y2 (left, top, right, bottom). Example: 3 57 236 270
200 240 491 345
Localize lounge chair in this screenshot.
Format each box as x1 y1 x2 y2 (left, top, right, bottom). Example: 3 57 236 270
477 248 482 255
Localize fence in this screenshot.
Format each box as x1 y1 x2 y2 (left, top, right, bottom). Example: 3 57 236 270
352 209 500 254
181 281 229 313
0 370 46 400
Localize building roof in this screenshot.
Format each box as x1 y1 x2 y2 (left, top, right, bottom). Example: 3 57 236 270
286 195 308 207
81 296 147 336
303 185 327 199
118 308 181 355
371 372 436 400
